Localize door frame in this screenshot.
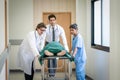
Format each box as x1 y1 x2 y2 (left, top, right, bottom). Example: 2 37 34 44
4 0 8 80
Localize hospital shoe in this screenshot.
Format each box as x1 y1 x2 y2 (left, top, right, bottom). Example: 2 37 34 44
48 76 55 80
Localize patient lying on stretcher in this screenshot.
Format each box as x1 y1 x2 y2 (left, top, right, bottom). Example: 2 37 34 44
38 41 73 65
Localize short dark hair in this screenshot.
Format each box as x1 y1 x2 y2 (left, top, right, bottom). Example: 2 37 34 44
69 23 78 30
36 22 46 30
48 14 56 20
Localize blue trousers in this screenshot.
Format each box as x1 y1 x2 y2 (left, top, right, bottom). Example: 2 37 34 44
75 60 86 80
48 59 57 77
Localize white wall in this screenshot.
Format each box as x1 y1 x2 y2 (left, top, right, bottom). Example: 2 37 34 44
76 0 87 42
9 0 34 39
9 0 33 69
110 0 120 80
33 0 76 27
0 0 6 79
0 0 5 54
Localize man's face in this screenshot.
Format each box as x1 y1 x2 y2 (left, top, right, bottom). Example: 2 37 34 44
49 17 56 26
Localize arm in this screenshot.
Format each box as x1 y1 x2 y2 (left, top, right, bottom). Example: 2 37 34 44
72 35 82 57
72 48 77 57
27 32 40 57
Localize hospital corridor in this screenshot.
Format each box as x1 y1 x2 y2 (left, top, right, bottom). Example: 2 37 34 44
0 0 120 80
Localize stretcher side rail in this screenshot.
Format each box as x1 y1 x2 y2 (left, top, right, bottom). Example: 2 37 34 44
41 56 71 60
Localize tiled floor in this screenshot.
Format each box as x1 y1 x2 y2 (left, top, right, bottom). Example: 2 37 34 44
9 71 75 80
9 70 92 80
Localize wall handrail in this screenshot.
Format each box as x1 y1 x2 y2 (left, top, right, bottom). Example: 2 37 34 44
0 44 10 73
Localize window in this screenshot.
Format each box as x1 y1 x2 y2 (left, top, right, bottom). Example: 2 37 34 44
91 0 110 52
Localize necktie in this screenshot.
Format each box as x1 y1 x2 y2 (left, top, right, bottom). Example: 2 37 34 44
52 27 55 41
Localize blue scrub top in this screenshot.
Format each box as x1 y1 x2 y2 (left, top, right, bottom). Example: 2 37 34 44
72 33 87 63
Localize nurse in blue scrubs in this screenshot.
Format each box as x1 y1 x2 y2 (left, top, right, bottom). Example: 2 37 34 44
69 23 87 80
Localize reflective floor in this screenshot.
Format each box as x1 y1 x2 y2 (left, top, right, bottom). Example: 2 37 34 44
9 70 92 80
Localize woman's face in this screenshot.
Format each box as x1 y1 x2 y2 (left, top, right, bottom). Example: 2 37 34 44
37 28 46 35
70 28 77 35
49 17 56 26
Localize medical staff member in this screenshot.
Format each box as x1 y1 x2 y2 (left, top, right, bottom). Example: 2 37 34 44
46 14 69 77
17 22 46 80
69 23 87 80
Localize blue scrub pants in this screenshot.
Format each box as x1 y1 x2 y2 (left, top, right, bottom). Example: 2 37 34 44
75 60 86 80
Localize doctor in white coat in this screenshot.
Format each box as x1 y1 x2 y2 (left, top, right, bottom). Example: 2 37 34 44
17 22 46 80
45 14 69 77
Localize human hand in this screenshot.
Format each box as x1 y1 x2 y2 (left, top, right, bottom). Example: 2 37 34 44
36 54 41 58
72 54 75 58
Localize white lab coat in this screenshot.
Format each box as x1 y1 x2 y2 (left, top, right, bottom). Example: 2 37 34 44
17 31 46 75
46 24 69 51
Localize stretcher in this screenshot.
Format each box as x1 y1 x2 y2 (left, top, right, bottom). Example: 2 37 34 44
40 56 72 80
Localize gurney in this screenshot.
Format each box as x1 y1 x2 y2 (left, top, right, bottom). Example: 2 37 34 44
40 56 72 80
38 42 73 80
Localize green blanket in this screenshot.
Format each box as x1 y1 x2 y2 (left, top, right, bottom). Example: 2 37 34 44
38 41 73 65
